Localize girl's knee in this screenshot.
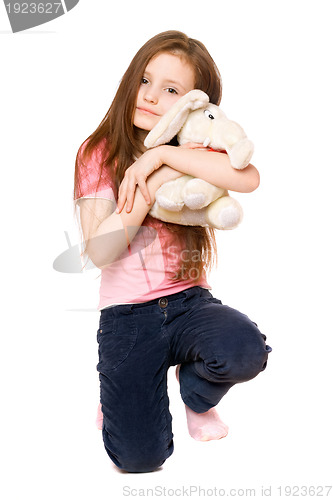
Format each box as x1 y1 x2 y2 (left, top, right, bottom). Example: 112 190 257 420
120 457 166 473
103 429 174 474
204 322 272 383
111 448 171 473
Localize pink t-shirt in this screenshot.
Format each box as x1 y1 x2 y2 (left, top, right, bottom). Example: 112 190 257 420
75 138 212 310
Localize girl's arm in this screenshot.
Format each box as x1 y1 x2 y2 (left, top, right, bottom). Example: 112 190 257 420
117 144 260 214
78 165 183 269
159 145 260 193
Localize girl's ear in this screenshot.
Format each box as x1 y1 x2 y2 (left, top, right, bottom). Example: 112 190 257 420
144 90 209 148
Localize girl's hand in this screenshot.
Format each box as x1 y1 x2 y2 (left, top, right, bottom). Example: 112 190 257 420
116 143 208 214
116 148 164 214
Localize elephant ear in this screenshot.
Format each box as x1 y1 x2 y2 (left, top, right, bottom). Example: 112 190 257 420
144 89 209 149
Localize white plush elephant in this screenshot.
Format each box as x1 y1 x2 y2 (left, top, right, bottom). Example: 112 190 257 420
144 89 254 230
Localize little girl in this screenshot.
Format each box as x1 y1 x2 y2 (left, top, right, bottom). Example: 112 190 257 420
74 30 272 474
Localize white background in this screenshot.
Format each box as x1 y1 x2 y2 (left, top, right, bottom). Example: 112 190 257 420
1 1 332 498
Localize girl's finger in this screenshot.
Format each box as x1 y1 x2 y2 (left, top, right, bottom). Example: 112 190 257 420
125 179 137 212
138 180 151 205
126 195 134 213
116 179 127 213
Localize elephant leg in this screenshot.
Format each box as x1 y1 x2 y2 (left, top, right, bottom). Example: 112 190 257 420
205 196 243 230
149 203 209 227
183 178 226 210
155 175 193 212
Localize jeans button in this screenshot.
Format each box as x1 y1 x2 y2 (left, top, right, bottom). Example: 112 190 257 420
158 297 168 308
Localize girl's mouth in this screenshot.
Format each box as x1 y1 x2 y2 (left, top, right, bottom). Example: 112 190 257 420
137 107 159 116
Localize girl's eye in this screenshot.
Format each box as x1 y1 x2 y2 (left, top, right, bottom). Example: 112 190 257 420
141 77 149 84
166 88 178 94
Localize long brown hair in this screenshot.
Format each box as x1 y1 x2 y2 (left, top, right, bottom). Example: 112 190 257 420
74 30 221 280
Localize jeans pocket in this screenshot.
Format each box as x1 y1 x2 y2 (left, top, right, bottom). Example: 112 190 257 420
97 316 138 372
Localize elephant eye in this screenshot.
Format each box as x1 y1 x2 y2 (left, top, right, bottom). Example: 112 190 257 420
204 109 215 120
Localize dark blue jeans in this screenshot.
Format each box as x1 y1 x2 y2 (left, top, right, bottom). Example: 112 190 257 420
97 286 272 473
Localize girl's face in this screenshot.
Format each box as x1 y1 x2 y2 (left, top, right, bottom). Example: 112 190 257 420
134 52 195 135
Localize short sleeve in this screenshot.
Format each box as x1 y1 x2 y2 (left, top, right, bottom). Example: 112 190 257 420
74 139 116 205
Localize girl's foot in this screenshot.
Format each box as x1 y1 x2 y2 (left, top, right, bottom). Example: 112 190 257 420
96 403 103 430
175 364 229 441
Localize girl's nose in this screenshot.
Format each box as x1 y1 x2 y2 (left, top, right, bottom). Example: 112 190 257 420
143 88 158 104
